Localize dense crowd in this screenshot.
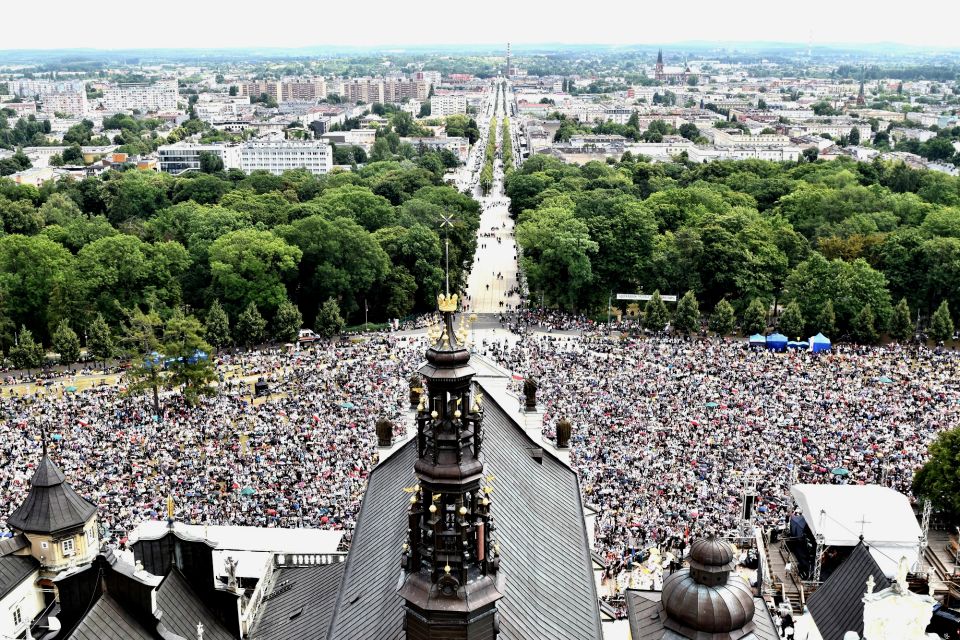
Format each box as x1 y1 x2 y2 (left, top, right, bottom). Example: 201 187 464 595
489 334 960 571
0 337 426 540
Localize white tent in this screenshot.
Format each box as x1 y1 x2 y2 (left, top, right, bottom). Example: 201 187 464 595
790 484 922 578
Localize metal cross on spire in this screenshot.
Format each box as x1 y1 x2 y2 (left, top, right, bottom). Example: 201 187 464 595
856 514 871 539
440 212 454 296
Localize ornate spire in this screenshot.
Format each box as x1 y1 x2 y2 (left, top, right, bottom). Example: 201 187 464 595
398 293 502 639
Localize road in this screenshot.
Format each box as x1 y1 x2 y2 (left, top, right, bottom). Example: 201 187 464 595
464 81 522 314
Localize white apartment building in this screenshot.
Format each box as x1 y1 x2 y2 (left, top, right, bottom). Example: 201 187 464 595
239 140 333 176
158 143 242 175
8 79 85 97
430 93 467 117
40 91 88 117
103 80 179 112
687 145 801 163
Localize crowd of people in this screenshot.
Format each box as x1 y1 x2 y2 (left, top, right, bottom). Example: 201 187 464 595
488 333 960 575
0 337 427 542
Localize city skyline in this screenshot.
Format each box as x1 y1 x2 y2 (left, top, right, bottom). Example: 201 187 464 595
4 0 960 51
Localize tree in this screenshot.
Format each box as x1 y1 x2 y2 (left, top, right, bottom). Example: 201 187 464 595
315 298 345 338
848 127 860 146
678 123 700 141
742 298 768 336
204 299 231 352
162 311 217 406
889 298 913 342
88 313 114 371
62 143 84 165
930 300 954 343
121 308 164 415
273 298 303 342
51 320 80 369
673 291 700 335
913 427 960 519
851 304 879 344
815 299 837 337
235 302 267 349
778 301 805 339
643 290 670 332
209 229 302 317
709 299 735 336
9 326 44 373
199 151 224 174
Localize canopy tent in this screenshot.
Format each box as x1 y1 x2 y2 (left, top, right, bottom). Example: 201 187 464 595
790 484 921 577
809 333 832 353
787 341 807 350
749 334 766 347
766 333 788 351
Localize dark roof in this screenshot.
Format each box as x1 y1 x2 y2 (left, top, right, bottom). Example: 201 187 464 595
156 567 234 640
626 590 779 640
326 389 602 640
0 534 29 556
0 553 39 600
69 593 160 640
251 562 345 640
6 456 97 535
806 542 890 640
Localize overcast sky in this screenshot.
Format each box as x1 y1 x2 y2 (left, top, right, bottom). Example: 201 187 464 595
4 0 959 50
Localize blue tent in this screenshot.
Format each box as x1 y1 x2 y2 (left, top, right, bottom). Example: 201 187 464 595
749 334 766 347
787 340 807 350
809 333 832 353
766 333 788 351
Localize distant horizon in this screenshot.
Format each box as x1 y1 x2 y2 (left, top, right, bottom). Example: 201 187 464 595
1 40 960 54
4 0 960 52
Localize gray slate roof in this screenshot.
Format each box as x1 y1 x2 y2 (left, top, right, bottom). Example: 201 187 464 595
251 562 345 640
0 553 39 600
626 590 779 640
69 592 159 640
6 456 97 535
325 389 602 640
156 567 234 640
806 542 890 640
0 534 29 556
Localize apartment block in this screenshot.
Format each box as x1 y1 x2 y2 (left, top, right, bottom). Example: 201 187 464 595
103 80 179 112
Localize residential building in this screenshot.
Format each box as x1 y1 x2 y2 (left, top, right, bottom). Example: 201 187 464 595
103 80 179 112
430 93 467 116
40 91 88 117
338 78 384 104
7 79 85 97
239 140 333 176
240 80 281 102
319 128 377 150
158 142 242 175
4 102 37 117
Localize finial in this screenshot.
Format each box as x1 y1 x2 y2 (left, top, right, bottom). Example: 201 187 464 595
39 421 48 458
895 556 909 593
437 293 459 313
166 494 175 527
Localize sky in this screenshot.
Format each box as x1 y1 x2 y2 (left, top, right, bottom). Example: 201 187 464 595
4 0 959 50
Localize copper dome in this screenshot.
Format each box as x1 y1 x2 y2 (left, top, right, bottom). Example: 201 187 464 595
688 536 737 577
661 570 756 639
661 535 756 639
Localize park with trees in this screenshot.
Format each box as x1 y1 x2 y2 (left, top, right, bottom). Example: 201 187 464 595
507 153 960 342
0 158 480 365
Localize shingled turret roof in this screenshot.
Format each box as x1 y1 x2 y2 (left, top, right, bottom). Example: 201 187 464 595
6 456 97 536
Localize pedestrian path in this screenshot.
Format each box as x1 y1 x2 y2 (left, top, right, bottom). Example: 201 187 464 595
464 86 522 314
